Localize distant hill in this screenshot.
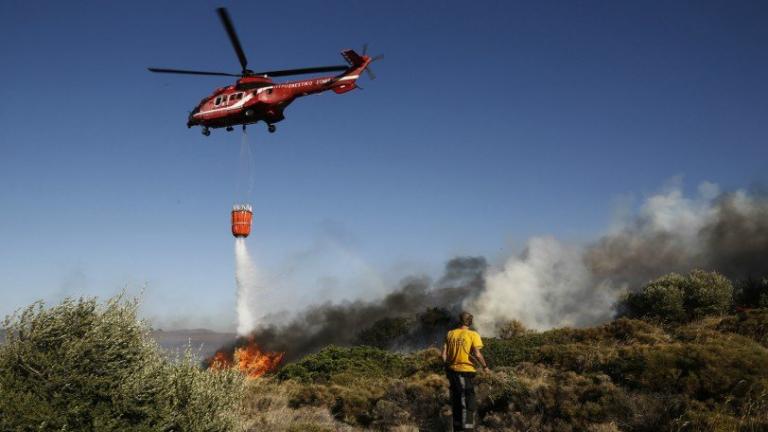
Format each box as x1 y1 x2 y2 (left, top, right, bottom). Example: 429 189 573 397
152 328 236 360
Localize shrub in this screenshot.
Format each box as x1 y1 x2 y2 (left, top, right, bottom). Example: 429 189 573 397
734 276 768 308
496 319 531 339
621 270 733 323
683 269 733 319
603 336 768 403
0 296 245 432
484 319 668 369
622 273 688 322
277 345 408 383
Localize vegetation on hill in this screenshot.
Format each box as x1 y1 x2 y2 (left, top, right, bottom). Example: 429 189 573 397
255 315 767 431
0 296 246 432
620 269 734 323
2 270 767 431
250 270 768 431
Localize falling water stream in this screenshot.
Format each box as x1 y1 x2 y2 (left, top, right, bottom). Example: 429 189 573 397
234 130 260 336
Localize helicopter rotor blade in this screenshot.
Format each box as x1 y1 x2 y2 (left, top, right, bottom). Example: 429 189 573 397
362 43 368 56
365 67 376 80
371 54 384 62
147 67 241 77
254 65 349 77
216 7 249 73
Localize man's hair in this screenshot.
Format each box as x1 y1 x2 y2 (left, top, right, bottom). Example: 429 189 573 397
459 312 473 327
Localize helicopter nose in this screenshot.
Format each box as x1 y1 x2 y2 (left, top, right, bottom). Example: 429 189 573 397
187 108 200 126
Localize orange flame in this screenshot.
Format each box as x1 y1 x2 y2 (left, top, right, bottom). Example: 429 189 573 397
209 338 284 379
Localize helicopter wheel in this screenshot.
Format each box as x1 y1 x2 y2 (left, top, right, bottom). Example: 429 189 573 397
226 126 234 132
202 127 211 136
268 124 276 133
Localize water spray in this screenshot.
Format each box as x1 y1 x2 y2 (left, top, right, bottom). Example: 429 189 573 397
234 236 259 335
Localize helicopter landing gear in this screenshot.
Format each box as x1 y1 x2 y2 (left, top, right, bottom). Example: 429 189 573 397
226 126 234 132
202 127 211 136
268 124 276 133
242 124 247 131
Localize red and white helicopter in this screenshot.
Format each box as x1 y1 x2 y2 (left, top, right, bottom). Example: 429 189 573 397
148 8 381 135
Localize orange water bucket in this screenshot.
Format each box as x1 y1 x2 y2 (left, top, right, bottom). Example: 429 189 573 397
231 204 253 238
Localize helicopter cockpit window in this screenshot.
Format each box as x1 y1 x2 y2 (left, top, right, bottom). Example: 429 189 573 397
214 96 222 106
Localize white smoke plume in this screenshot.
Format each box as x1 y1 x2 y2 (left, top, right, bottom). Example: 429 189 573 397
234 238 261 336
472 237 613 332
470 181 768 335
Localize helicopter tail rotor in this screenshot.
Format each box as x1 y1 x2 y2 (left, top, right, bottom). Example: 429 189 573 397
361 43 383 80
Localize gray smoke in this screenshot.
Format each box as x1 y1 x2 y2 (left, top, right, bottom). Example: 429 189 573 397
234 182 767 359
472 182 768 334
248 257 486 361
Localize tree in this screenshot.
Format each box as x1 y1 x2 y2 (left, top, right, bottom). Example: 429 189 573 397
621 270 733 323
0 295 245 431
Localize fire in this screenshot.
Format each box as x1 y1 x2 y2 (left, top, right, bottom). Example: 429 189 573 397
209 338 284 378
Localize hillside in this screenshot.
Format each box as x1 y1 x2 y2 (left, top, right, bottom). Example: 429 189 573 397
1 272 766 431
242 311 768 431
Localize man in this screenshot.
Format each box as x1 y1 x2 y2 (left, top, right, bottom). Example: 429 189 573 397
442 311 488 431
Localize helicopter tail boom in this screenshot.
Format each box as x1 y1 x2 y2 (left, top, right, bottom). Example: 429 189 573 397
341 49 366 67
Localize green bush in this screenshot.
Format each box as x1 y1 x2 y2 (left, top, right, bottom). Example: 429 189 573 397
484 333 550 367
622 273 688 322
683 270 734 319
277 345 409 383
621 270 733 323
484 319 668 369
0 296 245 432
496 319 532 339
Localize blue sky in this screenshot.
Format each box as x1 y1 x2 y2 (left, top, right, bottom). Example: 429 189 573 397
1 1 766 330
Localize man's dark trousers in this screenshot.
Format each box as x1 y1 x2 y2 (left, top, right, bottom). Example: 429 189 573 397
447 369 477 431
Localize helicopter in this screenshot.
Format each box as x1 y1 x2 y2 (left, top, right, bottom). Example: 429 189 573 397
148 8 381 135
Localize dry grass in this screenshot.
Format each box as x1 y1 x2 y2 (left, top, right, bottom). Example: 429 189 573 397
242 377 358 432
242 376 429 431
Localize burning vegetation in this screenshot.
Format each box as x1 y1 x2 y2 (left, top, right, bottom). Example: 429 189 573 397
208 338 284 378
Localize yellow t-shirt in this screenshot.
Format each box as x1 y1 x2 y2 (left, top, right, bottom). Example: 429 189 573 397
445 328 483 372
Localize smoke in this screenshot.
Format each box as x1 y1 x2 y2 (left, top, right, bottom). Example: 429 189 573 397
471 181 768 334
248 257 486 361
231 181 767 359
471 237 613 332
235 238 261 336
